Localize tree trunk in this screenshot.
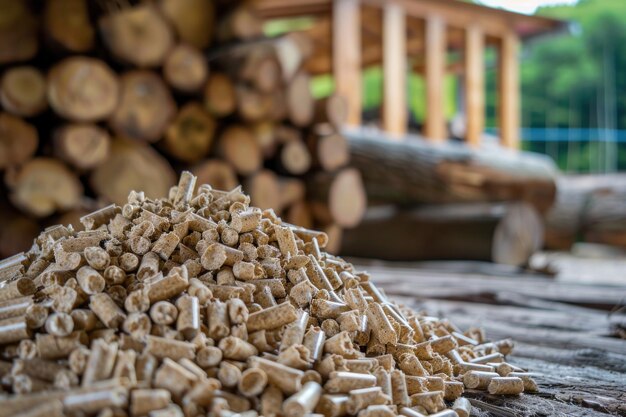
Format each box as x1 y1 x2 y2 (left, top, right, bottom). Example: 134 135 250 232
0 0 38 64
314 94 347 129
245 170 281 212
109 71 176 143
6 158 83 218
217 125 262 176
341 202 543 266
347 134 558 213
99 4 174 68
192 159 239 192
53 124 111 170
163 44 208 93
47 57 119 122
91 138 176 205
0 113 38 170
0 66 47 117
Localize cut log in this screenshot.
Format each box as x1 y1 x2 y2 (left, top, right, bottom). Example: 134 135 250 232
274 33 313 82
163 102 216 163
278 178 306 210
0 113 38 170
109 71 176 142
204 72 237 118
268 90 288 122
314 94 347 128
308 168 367 228
91 138 176 205
0 66 47 117
239 48 282 93
251 121 277 159
218 125 262 176
277 140 311 175
236 86 272 122
341 202 543 266
286 201 313 230
47 57 119 122
7 158 83 218
322 223 343 255
310 132 349 172
163 44 209 93
0 205 39 259
192 159 239 192
53 124 111 170
544 175 626 250
286 72 314 127
0 0 38 64
245 170 281 211
347 133 558 213
44 0 94 53
158 0 215 49
99 4 174 68
217 5 264 42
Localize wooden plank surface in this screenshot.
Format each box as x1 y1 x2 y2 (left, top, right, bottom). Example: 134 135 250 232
354 259 626 416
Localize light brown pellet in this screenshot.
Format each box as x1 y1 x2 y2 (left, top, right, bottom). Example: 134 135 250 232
82 340 118 386
508 372 539 392
219 336 258 361
154 358 197 399
238 367 267 397
90 293 126 329
283 381 322 417
325 371 377 394
207 299 230 340
146 266 189 303
463 370 500 389
347 387 390 414
367 303 397 345
123 313 151 339
150 301 178 325
176 295 200 339
145 335 196 361
84 247 111 270
249 356 304 394
218 361 242 388
247 302 298 332
0 278 36 302
130 389 171 417
0 316 32 344
36 331 87 359
453 397 471 417
196 346 223 368
138 252 160 281
390 370 410 406
0 296 32 321
44 312 74 336
487 376 524 395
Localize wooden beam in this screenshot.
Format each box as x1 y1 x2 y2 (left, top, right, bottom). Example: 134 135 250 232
498 31 520 149
465 24 485 147
333 0 362 127
382 3 407 137
424 14 447 141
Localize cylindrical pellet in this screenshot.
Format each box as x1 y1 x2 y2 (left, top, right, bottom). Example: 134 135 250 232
487 376 524 395
283 381 323 417
508 372 539 392
390 369 410 406
0 316 32 345
145 335 196 360
366 303 397 345
453 397 471 417
0 296 32 321
219 336 258 361
146 266 189 302
249 356 304 394
44 312 74 337
176 295 200 339
324 371 377 394
150 301 178 325
130 389 171 417
89 293 126 329
238 367 267 397
463 370 500 389
246 301 298 332
0 278 36 302
207 300 230 340
82 340 118 386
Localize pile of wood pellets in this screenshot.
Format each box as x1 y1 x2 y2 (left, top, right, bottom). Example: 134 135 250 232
0 171 537 417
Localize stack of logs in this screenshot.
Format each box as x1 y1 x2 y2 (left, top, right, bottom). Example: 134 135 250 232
0 0 365 259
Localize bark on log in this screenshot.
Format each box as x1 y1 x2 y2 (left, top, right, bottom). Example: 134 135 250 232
44 0 94 53
0 113 38 170
218 125 262 176
47 57 119 122
204 73 237 118
341 202 543 266
163 44 209 93
109 71 176 142
99 4 174 68
163 102 216 163
158 0 215 49
6 158 83 218
192 159 239 192
544 175 626 250
0 66 47 117
0 0 38 64
308 168 367 228
53 124 111 170
347 133 558 213
91 138 176 205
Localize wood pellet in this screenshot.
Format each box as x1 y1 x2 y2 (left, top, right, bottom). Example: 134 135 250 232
0 172 537 417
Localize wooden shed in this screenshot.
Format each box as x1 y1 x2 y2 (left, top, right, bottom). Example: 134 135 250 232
253 0 567 148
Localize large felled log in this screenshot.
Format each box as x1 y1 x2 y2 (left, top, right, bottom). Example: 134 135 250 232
0 66 47 117
44 0 94 53
347 133 558 213
6 158 83 218
91 138 176 205
158 0 215 49
163 102 216 163
308 168 367 228
192 159 238 192
47 57 119 122
545 175 626 250
341 202 543 266
204 72 237 118
0 113 38 170
99 4 174 68
109 71 176 142
163 44 209 93
0 0 38 64
218 125 262 176
53 124 111 170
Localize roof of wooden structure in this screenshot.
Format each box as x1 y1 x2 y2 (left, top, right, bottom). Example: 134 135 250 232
253 0 568 75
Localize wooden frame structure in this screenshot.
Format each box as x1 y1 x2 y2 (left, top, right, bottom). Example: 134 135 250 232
254 0 566 148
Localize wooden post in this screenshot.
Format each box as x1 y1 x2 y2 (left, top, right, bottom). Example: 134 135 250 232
498 31 520 149
465 24 485 147
424 14 447 141
333 0 361 127
382 3 407 138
